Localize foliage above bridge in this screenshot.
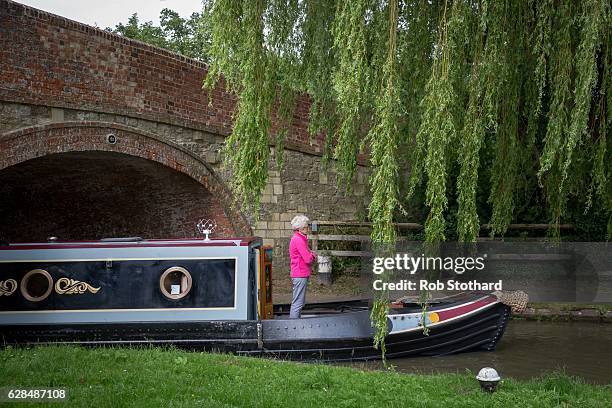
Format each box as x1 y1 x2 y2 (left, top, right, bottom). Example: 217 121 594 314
109 9 211 62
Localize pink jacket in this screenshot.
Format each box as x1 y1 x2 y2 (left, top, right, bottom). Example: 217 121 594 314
289 231 315 278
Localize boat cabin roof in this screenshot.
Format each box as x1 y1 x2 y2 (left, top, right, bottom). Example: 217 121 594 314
0 237 262 251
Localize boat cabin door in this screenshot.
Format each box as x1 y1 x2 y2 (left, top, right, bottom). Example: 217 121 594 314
257 246 274 319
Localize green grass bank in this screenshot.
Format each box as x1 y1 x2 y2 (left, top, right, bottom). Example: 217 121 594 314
0 346 610 407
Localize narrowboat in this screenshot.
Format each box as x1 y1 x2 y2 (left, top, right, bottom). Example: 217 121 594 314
0 235 512 361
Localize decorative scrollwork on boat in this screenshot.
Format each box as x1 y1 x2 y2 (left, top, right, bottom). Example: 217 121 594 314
55 278 100 295
0 279 17 296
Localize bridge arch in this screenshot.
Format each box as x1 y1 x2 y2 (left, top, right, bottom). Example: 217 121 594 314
0 121 251 242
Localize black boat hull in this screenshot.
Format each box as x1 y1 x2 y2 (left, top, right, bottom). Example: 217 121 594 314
0 296 511 361
257 303 510 361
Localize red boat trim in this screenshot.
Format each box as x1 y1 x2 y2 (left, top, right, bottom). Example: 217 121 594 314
436 296 497 321
388 295 500 335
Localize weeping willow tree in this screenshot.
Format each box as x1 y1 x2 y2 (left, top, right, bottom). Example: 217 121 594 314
203 0 611 354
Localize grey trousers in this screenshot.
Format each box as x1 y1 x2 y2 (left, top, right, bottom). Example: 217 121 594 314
289 277 309 319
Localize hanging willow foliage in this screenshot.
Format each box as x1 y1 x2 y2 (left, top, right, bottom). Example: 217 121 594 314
204 0 274 216
456 31 484 242
367 0 401 355
410 0 457 243
529 0 553 140
301 0 337 164
331 0 372 190
487 0 523 238
203 0 611 353
265 0 301 170
204 0 610 237
368 0 401 245
561 0 606 215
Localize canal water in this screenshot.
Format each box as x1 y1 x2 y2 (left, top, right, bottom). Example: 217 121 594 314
353 320 612 384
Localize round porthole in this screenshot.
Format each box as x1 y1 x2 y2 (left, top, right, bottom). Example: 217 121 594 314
20 269 53 302
159 267 192 300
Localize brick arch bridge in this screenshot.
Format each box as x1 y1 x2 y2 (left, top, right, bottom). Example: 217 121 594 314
0 121 250 240
0 0 369 270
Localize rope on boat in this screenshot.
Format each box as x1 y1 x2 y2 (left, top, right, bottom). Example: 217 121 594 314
492 290 529 313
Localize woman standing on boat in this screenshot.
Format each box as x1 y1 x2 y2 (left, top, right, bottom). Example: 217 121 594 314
289 215 316 318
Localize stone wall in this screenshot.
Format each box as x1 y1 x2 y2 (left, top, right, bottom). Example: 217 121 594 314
256 150 370 272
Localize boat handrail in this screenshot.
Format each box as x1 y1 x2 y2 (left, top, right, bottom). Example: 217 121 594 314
100 237 144 242
0 239 246 248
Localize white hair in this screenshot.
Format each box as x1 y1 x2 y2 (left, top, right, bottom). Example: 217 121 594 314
290 215 310 230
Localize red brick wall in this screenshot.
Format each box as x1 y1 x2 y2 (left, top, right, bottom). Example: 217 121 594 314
0 0 326 156
0 122 251 239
